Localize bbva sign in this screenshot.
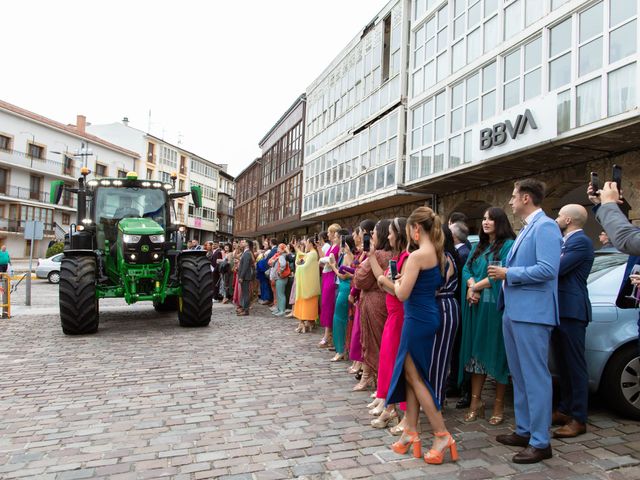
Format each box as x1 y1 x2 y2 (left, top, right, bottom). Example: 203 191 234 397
479 109 538 150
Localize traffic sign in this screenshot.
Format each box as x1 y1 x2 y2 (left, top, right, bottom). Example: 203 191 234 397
24 220 44 240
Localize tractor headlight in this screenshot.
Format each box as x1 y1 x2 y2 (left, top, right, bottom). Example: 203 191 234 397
123 234 142 243
81 218 92 225
149 234 165 243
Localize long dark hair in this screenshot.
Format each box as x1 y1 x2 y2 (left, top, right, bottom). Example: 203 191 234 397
469 207 516 265
443 224 463 276
374 219 392 251
390 217 408 252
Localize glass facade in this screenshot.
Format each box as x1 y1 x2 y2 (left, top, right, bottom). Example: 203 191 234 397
302 1 407 217
406 0 639 184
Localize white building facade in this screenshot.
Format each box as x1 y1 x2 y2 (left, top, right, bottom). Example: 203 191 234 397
0 100 138 258
87 121 227 243
302 0 427 223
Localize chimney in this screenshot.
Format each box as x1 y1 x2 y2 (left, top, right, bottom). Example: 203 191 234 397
122 116 129 126
76 115 86 133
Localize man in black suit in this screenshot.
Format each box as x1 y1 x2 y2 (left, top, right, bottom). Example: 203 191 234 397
552 204 595 438
237 239 255 316
210 242 223 302
451 222 471 266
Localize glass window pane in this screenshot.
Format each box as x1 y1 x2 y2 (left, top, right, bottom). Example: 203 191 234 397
524 68 541 100
580 2 603 43
451 108 463 132
414 46 425 67
608 63 636 116
435 117 445 141
452 82 464 107
434 143 445 172
504 0 522 40
412 106 423 127
576 77 602 126
466 73 479 100
413 69 424 96
449 136 462 168
437 52 449 82
549 52 571 90
504 79 520 109
435 92 446 115
525 0 543 26
454 0 465 17
552 0 570 9
464 131 473 163
425 60 436 88
610 20 637 64
422 122 433 144
468 2 481 28
437 28 448 51
484 16 499 52
504 50 521 81
425 38 436 58
438 5 448 26
421 148 432 176
454 15 466 39
550 19 572 57
483 62 497 90
525 37 542 71
610 0 637 27
482 91 496 120
452 40 466 71
467 27 482 62
466 99 479 126
579 37 603 76
409 153 420 180
485 0 499 16
386 163 395 186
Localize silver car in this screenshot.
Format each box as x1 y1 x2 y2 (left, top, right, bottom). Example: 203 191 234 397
35 253 63 284
586 252 640 419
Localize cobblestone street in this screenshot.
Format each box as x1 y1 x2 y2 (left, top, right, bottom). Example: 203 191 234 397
1 283 640 479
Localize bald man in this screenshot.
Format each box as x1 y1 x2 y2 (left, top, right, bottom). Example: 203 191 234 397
551 204 595 438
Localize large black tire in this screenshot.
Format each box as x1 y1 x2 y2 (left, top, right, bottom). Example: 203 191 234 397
601 343 640 420
59 256 99 335
178 256 213 327
153 295 179 312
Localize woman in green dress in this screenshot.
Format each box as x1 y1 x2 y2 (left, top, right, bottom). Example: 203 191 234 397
459 207 516 425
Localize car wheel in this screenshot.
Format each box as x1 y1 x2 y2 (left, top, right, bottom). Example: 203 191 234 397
602 343 640 420
48 271 60 284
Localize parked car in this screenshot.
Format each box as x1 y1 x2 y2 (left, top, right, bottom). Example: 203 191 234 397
584 252 640 419
35 254 63 284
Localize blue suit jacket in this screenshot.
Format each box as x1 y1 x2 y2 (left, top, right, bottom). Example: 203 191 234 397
499 211 563 326
558 231 595 323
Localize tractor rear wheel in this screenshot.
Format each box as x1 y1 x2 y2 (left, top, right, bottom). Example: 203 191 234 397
178 256 212 327
153 295 179 312
59 255 99 335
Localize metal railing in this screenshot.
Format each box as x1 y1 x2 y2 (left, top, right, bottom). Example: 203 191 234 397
0 148 81 178
0 185 75 208
0 218 55 234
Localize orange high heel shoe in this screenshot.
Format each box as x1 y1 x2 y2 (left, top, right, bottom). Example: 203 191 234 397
424 431 458 465
391 430 422 458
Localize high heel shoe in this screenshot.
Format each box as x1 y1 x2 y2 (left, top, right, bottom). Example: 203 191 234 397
389 421 405 436
367 397 382 409
424 431 458 465
464 394 485 423
369 400 385 416
488 398 505 425
391 430 422 458
348 362 360 374
353 369 374 391
330 353 346 362
372 409 398 428
295 323 303 333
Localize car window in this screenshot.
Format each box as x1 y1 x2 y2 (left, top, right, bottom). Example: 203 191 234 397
588 253 629 283
53 254 63 262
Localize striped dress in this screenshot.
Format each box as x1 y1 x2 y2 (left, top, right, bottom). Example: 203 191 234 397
429 252 461 406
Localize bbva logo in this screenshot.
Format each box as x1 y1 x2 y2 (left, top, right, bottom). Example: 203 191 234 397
479 109 538 150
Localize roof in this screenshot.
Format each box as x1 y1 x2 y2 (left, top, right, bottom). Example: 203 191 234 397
145 133 226 171
258 94 306 148
0 99 140 158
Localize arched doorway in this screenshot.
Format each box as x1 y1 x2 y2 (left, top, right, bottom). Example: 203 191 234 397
450 200 492 235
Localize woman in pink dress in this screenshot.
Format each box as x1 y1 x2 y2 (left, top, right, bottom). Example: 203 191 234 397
318 223 341 348
368 217 409 428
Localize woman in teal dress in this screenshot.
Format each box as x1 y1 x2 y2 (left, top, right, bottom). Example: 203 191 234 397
330 235 356 361
458 207 516 425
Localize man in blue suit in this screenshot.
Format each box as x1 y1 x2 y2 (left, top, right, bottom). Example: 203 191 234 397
488 178 562 464
551 204 594 438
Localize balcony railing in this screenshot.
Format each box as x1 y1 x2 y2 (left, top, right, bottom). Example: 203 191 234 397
0 185 75 208
0 218 55 235
0 148 81 178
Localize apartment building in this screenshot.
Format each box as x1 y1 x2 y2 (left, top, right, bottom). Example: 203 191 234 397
0 100 138 258
87 120 227 243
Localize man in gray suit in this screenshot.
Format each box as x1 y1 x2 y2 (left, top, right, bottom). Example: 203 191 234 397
237 239 255 316
590 181 640 255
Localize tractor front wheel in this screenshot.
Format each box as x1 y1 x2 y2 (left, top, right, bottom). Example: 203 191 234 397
59 255 99 335
178 256 213 327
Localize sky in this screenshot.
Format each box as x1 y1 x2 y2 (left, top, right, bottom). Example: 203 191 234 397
0 0 387 176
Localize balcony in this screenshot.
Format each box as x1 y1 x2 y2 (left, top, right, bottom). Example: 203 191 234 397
0 185 75 208
0 148 80 179
0 218 55 235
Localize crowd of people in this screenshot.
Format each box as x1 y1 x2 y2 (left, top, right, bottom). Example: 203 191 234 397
197 176 639 466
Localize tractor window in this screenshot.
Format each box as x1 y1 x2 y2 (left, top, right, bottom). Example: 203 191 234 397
94 187 168 242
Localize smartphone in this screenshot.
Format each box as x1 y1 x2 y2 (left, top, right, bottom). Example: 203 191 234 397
363 233 371 252
613 164 622 194
590 172 600 196
313 233 318 243
341 235 346 248
389 259 398 280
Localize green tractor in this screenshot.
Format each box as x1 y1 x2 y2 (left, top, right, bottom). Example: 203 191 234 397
50 169 213 335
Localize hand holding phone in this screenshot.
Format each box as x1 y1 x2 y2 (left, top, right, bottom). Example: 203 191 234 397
389 259 398 280
363 233 371 253
613 164 622 198
341 235 346 248
590 172 600 196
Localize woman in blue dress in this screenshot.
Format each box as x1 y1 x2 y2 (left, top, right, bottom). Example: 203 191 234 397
386 206 458 465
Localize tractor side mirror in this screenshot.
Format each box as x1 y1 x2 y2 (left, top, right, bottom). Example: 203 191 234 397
191 185 203 209
50 180 65 205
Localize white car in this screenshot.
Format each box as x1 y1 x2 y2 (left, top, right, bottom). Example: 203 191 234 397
35 254 63 284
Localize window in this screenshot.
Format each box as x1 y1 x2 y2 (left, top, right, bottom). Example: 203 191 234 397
159 146 177 168
576 77 602 126
180 156 187 174
95 163 107 178
147 142 155 163
29 175 42 200
179 179 185 191
160 171 172 184
503 37 542 109
146 168 153 180
382 14 391 82
504 0 522 41
0 134 11 151
62 213 70 225
63 156 74 176
549 19 572 90
0 168 6 193
117 170 127 178
557 89 572 133
482 61 497 120
579 2 604 77
608 62 636 116
28 143 44 159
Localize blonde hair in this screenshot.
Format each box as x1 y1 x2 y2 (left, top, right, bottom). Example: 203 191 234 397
406 207 446 274
327 223 341 235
